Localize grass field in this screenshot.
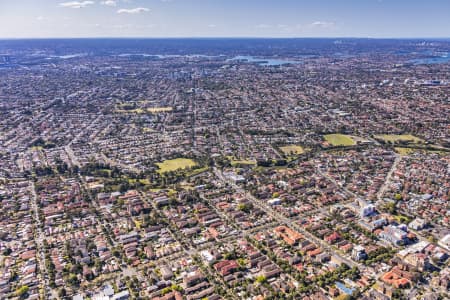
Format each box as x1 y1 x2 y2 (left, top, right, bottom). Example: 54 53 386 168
375 134 423 143
279 145 305 155
127 178 151 185
115 107 173 114
147 107 173 113
186 166 209 176
133 219 142 229
395 147 449 156
324 134 356 146
150 188 176 193
227 156 257 167
156 158 197 174
394 147 416 155
231 160 257 167
115 108 145 114
393 214 412 224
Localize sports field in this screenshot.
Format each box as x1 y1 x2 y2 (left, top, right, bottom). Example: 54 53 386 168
375 134 423 143
324 134 356 146
280 145 305 155
156 158 197 174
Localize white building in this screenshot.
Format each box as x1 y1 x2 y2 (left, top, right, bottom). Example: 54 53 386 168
438 234 450 252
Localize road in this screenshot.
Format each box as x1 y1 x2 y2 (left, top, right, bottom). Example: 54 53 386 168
142 191 236 299
100 153 141 174
65 144 80 167
315 164 358 200
64 114 103 168
213 167 362 269
377 155 402 201
30 181 54 299
68 114 103 147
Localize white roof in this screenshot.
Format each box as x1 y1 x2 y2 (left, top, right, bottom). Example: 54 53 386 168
438 234 450 251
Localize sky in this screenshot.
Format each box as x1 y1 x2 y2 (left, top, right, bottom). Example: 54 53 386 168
0 0 449 38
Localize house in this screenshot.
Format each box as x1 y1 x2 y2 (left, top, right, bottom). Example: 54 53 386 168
438 234 450 251
403 253 430 272
316 252 330 263
430 270 450 290
111 290 130 300
273 226 303 246
307 248 322 258
183 273 205 288
214 260 238 276
324 232 341 244
379 226 407 246
381 266 414 289
160 266 174 280
361 204 376 217
268 198 281 206
152 291 183 300
372 218 388 230
409 218 427 230
352 245 367 261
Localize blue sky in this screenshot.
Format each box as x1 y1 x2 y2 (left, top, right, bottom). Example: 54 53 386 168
0 0 449 38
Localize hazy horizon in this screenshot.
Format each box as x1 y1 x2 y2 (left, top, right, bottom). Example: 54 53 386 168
1 37 450 40
1 0 450 39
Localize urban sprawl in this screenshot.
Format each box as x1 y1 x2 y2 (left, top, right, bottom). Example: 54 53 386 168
0 40 449 300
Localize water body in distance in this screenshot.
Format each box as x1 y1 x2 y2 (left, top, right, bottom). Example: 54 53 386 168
227 55 301 66
408 51 450 65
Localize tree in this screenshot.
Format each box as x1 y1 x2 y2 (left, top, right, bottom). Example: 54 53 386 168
255 275 267 284
2 248 12 256
428 235 437 243
16 285 29 298
67 273 80 286
384 201 397 214
58 288 67 298
237 203 252 213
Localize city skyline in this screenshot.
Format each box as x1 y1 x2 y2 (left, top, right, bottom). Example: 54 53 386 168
1 0 450 39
